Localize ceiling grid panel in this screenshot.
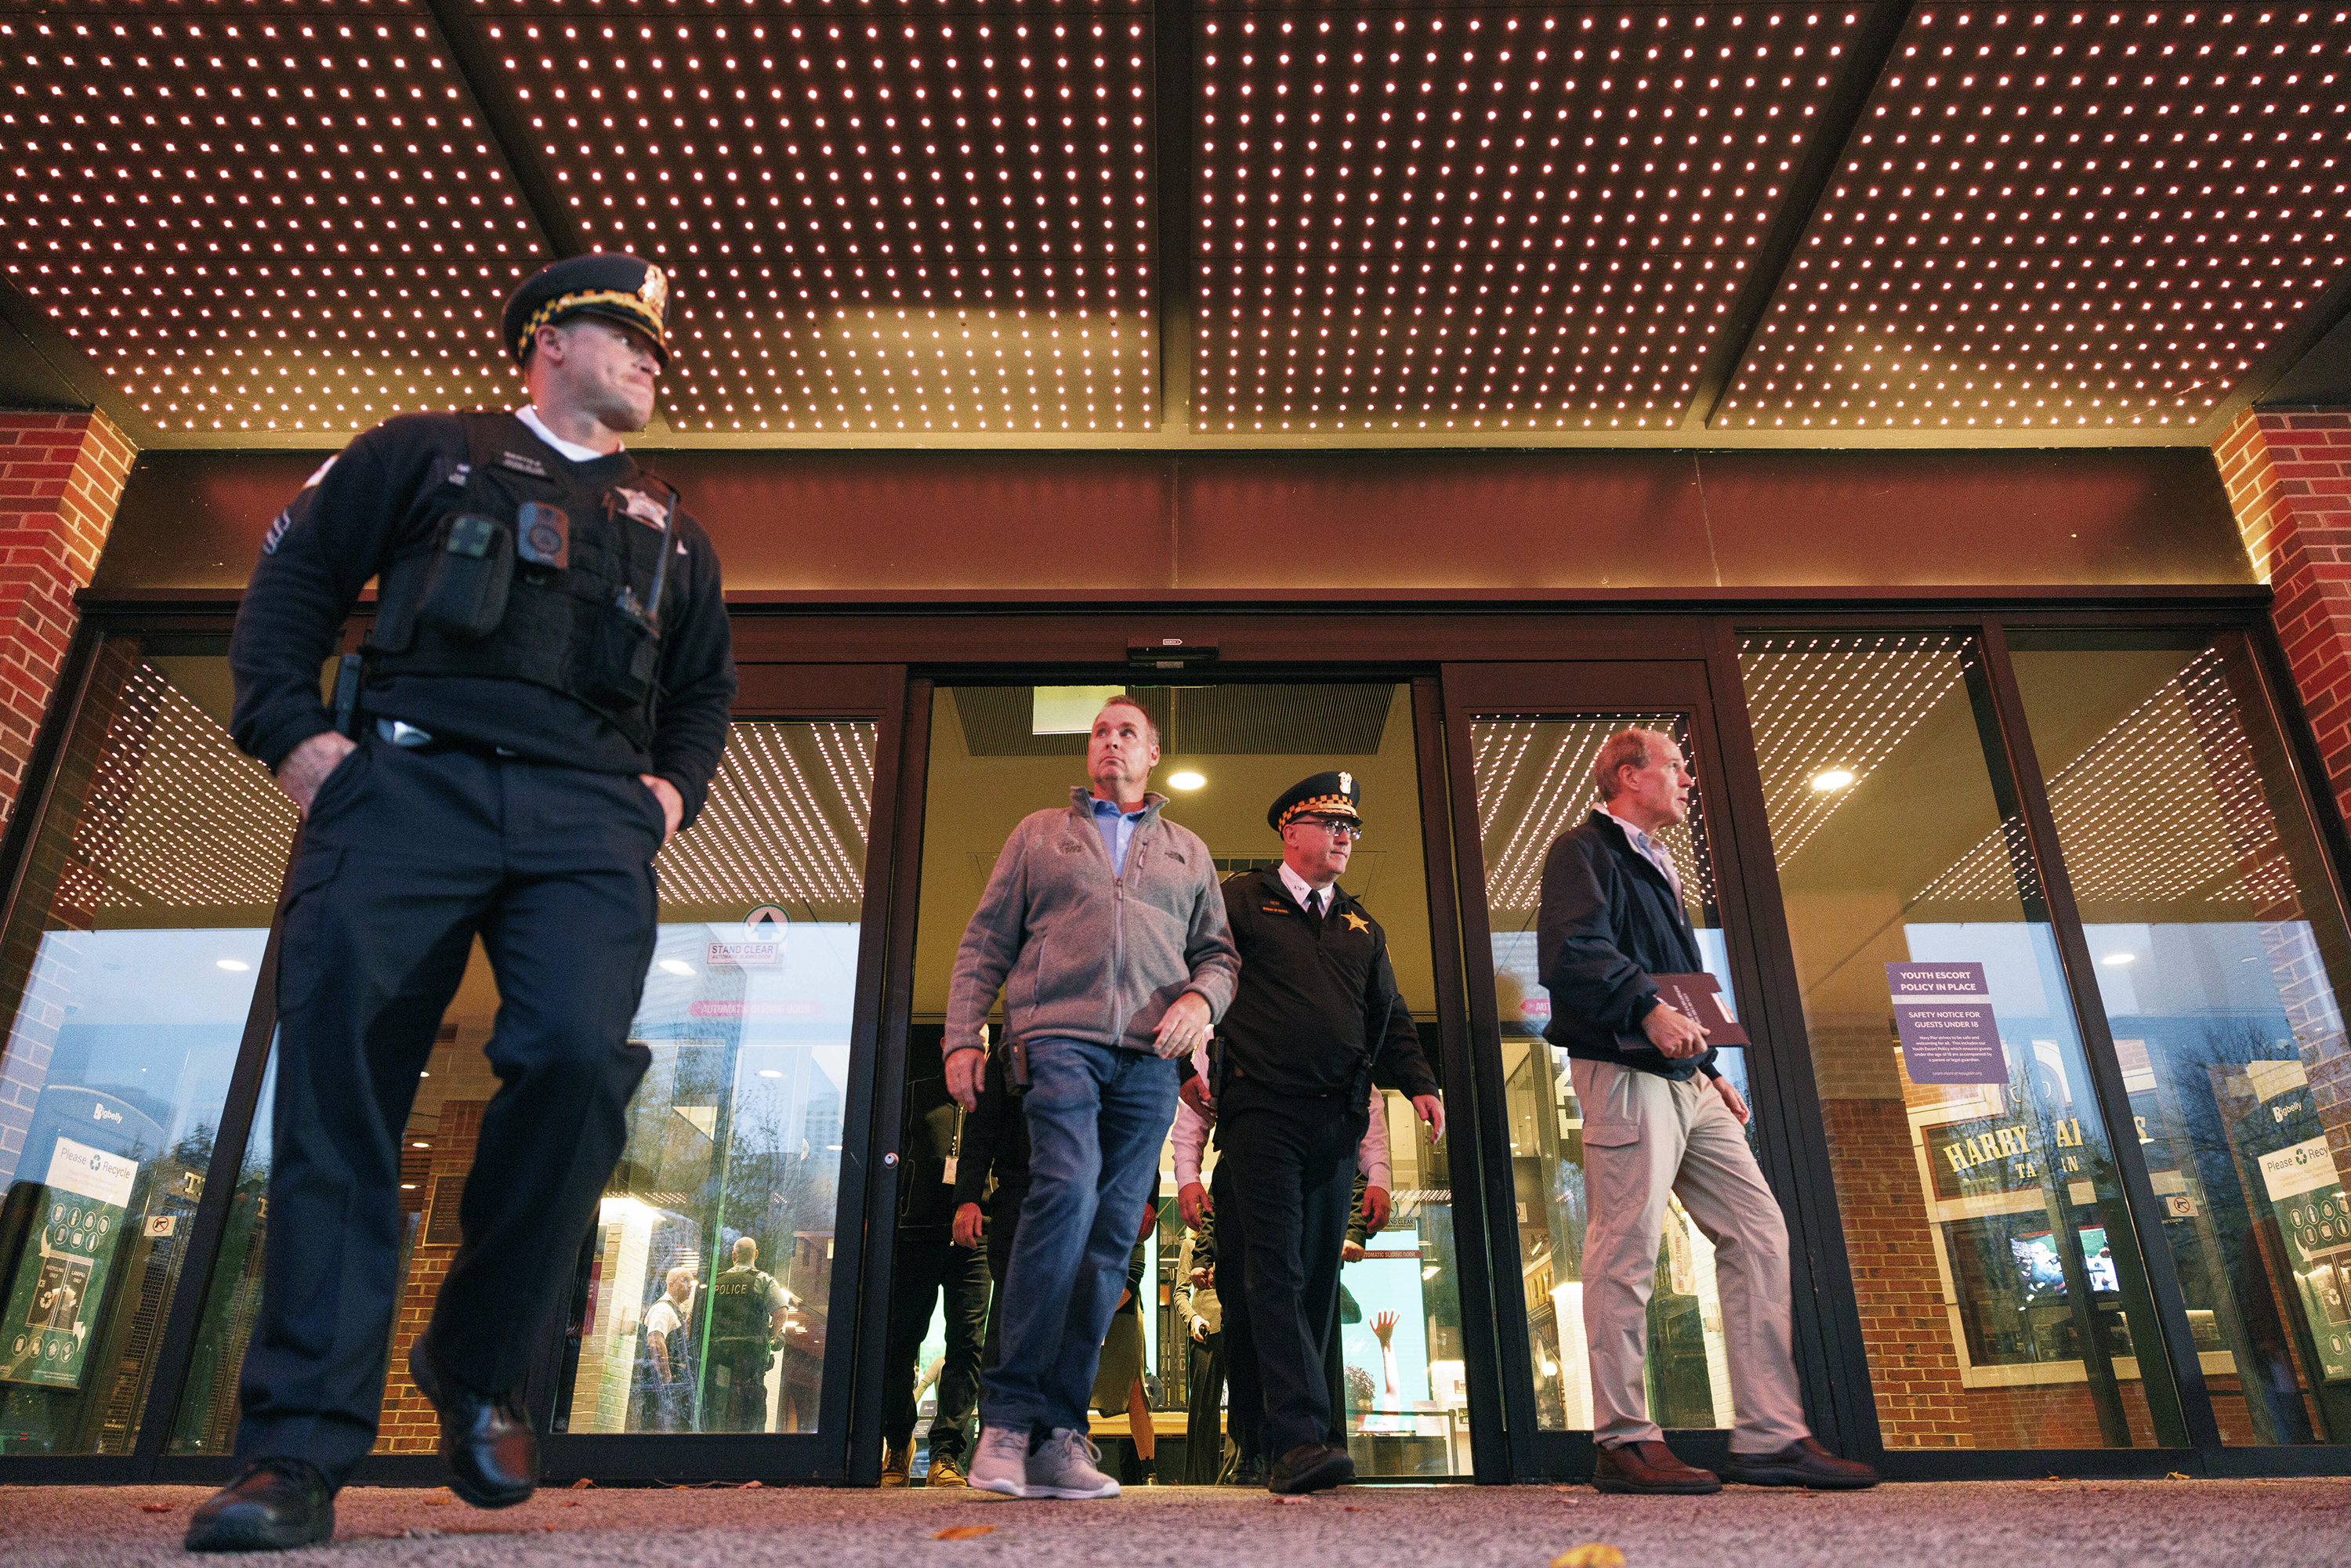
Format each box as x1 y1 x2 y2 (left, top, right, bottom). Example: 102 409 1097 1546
476 0 1159 434
1189 3 1869 434
1716 4 2351 433
0 0 554 435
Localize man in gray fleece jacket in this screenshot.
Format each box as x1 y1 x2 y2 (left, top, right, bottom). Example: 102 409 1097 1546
943 695 1240 1500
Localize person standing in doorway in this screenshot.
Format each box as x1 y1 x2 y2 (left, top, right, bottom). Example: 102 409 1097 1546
1539 727 1875 1494
878 1052 989 1487
1182 773 1444 1494
942 696 1240 1501
637 1266 700 1433
704 1237 790 1433
192 254 735 1553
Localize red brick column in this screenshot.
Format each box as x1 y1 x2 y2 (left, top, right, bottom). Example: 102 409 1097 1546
0 411 134 829
2215 408 2351 1189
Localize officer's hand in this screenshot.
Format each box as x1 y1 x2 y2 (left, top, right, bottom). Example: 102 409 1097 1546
275 730 357 814
1641 1001 1709 1059
1179 1074 1216 1125
1712 1075 1751 1127
639 774 683 846
1189 1315 1208 1345
1178 1181 1212 1228
1411 1093 1446 1143
944 1047 984 1113
1341 1240 1366 1263
951 1201 984 1250
1152 992 1213 1060
1361 1183 1393 1233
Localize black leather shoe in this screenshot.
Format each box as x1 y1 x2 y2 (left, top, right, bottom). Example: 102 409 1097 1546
1266 1442 1356 1495
184 1458 335 1552
1219 1450 1265 1487
407 1335 538 1508
1719 1437 1879 1490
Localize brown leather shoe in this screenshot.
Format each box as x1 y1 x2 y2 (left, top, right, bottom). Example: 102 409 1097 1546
1720 1436 1879 1490
1592 1439 1722 1495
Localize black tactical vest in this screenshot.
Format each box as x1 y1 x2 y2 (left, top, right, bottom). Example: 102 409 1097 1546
368 413 672 748
708 1266 777 1347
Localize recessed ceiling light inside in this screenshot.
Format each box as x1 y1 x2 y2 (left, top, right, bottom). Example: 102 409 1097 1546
759 1069 784 1078
216 958 252 972
1167 770 1207 791
412 1141 430 1150
1810 770 1857 792
659 959 696 977
2101 952 2137 966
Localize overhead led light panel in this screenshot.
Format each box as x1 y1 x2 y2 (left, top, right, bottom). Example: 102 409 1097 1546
493 0 1157 431
1720 6 2351 430
1192 6 1862 433
0 11 546 433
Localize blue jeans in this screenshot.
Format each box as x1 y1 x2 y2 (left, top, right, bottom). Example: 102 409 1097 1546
980 1038 1177 1436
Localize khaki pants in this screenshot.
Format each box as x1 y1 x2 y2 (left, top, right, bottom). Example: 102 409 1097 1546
1572 1057 1809 1456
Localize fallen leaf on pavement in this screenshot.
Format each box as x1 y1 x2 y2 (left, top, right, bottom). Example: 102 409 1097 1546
570 1478 597 1490
140 1502 176 1513
1272 1495 1312 1506
739 1480 766 1490
1553 1544 1627 1568
2164 1472 2193 1481
933 1525 996 1541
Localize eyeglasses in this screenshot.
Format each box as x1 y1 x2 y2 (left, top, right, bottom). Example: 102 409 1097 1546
1291 816 1364 840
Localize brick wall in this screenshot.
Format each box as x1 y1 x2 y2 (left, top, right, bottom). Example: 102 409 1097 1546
2215 408 2351 1191
0 412 133 828
377 1099 487 1454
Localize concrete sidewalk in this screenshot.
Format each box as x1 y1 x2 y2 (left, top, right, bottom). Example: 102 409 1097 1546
2 1478 2346 1568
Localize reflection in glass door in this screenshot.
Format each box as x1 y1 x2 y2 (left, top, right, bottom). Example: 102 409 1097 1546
1465 706 1752 1438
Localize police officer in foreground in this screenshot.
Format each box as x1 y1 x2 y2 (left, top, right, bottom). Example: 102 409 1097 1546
188 255 736 1552
1178 773 1444 1494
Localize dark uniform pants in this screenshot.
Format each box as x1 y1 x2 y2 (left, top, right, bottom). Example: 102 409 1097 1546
234 738 662 1486
1182 1327 1227 1484
1215 1092 1362 1460
882 1233 991 1462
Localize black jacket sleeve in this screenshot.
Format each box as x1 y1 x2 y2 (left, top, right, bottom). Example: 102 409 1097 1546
1536 830 1665 1041
228 418 455 770
1366 937 1441 1101
647 511 735 830
952 1053 1010 1210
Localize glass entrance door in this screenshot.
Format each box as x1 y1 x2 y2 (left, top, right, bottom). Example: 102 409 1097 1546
1440 661 1795 1479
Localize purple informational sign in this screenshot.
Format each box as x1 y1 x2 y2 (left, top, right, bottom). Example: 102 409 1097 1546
1886 961 2009 1085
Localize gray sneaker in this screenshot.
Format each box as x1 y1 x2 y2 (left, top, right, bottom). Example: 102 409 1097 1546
1025 1428 1120 1500
968 1425 1031 1499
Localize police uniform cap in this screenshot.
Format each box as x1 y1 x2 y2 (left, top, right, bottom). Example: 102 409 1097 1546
502 252 672 366
1270 771 1362 832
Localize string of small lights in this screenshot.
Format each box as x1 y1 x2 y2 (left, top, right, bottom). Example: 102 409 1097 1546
0 13 546 433
1192 6 1859 433
653 719 873 907
495 2 1157 432
1720 6 2351 429
1915 644 2275 907
1471 713 1717 916
1737 631 1976 862
77 662 300 913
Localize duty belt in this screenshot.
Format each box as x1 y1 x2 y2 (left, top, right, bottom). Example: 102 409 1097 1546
376 716 521 759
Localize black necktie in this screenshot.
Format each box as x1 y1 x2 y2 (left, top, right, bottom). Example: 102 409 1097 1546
1309 890 1324 918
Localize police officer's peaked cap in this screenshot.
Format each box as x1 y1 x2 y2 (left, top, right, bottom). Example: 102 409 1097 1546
1270 770 1362 832
502 252 672 366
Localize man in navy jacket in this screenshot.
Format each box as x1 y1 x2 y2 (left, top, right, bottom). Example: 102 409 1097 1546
1538 727 1875 1495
